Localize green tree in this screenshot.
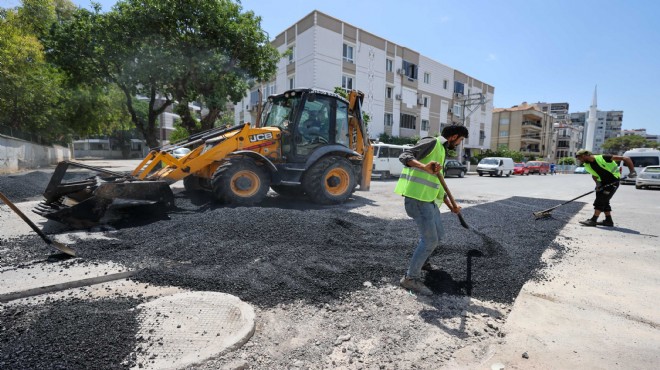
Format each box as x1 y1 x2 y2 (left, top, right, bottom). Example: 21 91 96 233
47 0 279 149
558 157 575 165
0 9 66 142
602 134 657 153
474 145 526 163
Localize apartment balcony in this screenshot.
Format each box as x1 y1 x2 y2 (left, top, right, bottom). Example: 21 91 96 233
521 134 541 143
522 121 542 131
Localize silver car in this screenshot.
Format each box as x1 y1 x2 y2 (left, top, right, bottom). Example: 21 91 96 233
635 165 660 189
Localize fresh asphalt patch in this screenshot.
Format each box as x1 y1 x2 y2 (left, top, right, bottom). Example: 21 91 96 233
1 171 585 369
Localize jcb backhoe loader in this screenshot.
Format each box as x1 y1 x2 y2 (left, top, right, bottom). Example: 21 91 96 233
34 88 374 228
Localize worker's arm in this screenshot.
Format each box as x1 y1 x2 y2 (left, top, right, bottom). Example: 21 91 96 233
442 194 461 214
612 155 636 177
399 137 441 175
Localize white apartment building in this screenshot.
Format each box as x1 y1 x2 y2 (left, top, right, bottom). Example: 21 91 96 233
235 10 495 156
570 110 623 154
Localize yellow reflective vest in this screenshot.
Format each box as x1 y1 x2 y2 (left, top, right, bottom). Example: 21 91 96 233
584 155 621 181
394 137 446 203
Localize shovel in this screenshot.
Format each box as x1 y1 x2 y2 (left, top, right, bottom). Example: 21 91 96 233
436 171 503 257
0 191 76 256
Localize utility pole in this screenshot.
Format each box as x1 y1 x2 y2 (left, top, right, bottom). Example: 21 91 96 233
455 92 488 164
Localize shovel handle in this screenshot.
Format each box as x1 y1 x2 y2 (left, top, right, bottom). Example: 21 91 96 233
0 191 76 256
437 172 469 229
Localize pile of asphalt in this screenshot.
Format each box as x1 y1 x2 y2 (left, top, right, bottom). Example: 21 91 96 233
18 192 580 306
0 297 143 369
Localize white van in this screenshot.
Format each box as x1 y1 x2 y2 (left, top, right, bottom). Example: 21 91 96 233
619 148 660 184
476 157 515 177
371 143 407 179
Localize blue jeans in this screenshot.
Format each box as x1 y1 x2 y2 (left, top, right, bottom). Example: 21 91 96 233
404 196 445 279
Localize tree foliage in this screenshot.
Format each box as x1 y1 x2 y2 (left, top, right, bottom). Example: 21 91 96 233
473 145 526 163
601 134 658 153
46 0 280 148
0 7 66 142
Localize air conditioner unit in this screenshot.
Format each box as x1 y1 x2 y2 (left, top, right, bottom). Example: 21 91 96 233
395 94 402 100
448 108 453 114
397 68 406 76
417 97 424 105
453 92 463 99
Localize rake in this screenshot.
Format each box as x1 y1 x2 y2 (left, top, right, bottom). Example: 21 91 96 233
532 182 618 219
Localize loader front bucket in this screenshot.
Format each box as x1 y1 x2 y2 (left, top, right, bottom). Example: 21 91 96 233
34 161 175 229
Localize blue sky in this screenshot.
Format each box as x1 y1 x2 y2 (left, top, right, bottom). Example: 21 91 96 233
3 0 659 134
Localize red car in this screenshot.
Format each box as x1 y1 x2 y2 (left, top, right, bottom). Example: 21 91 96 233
513 162 529 175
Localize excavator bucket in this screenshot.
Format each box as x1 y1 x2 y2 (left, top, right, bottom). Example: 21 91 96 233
33 161 175 229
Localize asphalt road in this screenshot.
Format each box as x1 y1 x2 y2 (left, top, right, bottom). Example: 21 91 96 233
0 160 658 369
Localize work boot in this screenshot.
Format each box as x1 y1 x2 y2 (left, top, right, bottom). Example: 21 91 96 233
400 276 433 296
421 261 440 271
579 219 598 227
597 219 614 227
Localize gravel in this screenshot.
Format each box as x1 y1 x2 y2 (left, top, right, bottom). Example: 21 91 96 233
0 171 584 369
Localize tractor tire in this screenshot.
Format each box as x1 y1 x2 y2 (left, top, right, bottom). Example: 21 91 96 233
271 185 303 197
302 156 356 205
183 175 202 192
211 157 270 205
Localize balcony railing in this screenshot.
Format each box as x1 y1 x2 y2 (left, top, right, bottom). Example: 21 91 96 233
522 121 542 129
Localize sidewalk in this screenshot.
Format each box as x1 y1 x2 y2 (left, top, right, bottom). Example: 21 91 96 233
448 190 660 369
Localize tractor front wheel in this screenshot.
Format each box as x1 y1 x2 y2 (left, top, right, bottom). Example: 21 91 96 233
211 157 270 205
303 156 356 204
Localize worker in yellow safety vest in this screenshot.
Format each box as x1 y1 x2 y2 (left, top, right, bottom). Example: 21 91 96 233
394 125 469 296
575 149 636 227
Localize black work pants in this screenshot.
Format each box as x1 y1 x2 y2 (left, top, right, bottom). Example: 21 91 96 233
593 182 619 212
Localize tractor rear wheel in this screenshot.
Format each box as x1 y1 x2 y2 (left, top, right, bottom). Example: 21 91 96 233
303 156 356 204
211 157 270 205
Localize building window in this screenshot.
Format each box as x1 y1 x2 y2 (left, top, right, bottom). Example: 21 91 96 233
423 72 430 84
499 118 509 125
453 104 461 117
386 86 393 99
288 46 295 64
288 77 295 89
454 81 464 95
499 130 508 137
343 44 354 63
384 113 393 127
443 79 448 89
421 119 429 131
342 75 353 91
400 114 416 130
386 59 393 72
401 60 418 80
423 96 429 108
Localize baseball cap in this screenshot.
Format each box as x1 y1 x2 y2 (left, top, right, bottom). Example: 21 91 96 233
575 149 592 157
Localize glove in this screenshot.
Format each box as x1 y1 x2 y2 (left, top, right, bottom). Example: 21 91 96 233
628 171 637 179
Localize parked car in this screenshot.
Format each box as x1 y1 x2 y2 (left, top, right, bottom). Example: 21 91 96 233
444 160 467 178
476 157 514 177
371 143 406 179
172 147 191 159
513 162 529 175
526 161 550 175
635 165 660 189
574 166 588 174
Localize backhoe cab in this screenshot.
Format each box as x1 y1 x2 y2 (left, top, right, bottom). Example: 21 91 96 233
35 88 373 228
